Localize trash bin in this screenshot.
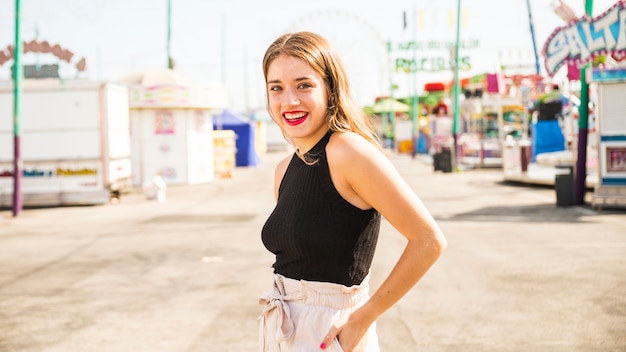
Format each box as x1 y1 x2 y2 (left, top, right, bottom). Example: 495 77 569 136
555 164 574 206
520 145 530 172
433 148 453 173
433 152 442 171
440 147 453 173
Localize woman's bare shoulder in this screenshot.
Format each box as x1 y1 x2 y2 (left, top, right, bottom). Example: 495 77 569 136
325 132 393 209
327 132 384 166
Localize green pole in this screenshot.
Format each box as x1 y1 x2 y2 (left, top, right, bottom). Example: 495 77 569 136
167 0 173 69
389 43 395 149
383 41 391 148
12 0 23 217
452 0 462 168
575 0 593 205
389 98 395 150
411 4 418 157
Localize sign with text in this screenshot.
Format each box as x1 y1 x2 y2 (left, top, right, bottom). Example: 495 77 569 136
543 0 626 77
10 64 60 79
389 39 480 73
0 40 86 79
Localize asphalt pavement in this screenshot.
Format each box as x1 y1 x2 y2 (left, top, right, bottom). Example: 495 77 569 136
1 150 625 352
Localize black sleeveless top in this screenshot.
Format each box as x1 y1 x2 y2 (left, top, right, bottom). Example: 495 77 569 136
261 132 381 286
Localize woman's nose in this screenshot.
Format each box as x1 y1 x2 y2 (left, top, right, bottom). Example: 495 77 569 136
282 88 299 106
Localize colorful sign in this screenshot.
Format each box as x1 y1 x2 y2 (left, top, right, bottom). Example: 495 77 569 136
607 147 626 173
592 67 626 82
154 110 175 134
0 167 97 178
128 84 228 109
0 40 87 78
542 0 626 77
389 39 480 73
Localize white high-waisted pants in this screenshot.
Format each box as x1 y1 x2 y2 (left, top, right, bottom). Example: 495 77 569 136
258 273 380 352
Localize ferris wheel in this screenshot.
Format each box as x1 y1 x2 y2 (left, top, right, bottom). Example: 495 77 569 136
284 9 391 106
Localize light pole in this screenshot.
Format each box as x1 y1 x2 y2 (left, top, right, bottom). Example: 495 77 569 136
452 0 462 168
386 40 395 149
167 0 173 69
526 0 541 76
575 0 593 205
411 4 418 158
12 0 23 217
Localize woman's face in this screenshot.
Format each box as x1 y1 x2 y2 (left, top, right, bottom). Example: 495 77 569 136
266 54 329 152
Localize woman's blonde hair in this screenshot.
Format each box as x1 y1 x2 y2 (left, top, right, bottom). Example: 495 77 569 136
262 31 381 161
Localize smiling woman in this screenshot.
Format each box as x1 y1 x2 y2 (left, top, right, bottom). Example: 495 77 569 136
258 31 446 352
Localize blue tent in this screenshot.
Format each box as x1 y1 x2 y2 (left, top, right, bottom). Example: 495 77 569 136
213 110 260 167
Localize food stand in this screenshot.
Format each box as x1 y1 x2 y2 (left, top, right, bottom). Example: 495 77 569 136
460 95 523 168
458 73 522 169
124 69 228 186
502 0 626 189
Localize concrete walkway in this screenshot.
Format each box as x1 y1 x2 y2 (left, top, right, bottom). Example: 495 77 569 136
1 150 624 351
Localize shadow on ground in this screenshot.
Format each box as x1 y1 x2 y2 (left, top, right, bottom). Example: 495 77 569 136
438 203 621 223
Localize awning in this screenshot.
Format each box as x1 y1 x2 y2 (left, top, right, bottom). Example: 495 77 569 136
372 98 411 114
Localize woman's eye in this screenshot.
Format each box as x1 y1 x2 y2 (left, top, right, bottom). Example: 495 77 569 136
269 86 282 92
298 83 311 89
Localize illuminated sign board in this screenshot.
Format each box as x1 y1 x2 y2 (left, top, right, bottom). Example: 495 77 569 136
542 0 626 76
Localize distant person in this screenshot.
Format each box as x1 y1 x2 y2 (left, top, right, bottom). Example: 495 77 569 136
258 31 447 352
433 102 448 117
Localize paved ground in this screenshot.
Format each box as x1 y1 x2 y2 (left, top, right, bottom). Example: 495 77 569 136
1 150 625 352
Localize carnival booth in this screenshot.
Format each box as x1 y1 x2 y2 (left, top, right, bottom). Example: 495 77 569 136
0 80 132 206
458 73 517 168
501 0 626 188
0 40 133 206
122 69 228 186
591 67 626 209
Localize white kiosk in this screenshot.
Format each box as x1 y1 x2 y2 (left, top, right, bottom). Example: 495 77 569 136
123 69 228 187
591 67 626 209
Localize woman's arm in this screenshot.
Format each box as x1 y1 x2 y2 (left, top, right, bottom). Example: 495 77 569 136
322 132 447 351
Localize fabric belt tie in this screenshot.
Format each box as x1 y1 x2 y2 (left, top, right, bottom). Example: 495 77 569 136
258 275 303 345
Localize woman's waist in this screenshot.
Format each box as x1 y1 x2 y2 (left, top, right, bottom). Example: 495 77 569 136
261 273 370 309
272 260 371 288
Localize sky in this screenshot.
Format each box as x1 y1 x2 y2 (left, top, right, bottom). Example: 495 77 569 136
0 0 620 113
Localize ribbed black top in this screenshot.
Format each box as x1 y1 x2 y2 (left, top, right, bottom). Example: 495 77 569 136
261 132 381 286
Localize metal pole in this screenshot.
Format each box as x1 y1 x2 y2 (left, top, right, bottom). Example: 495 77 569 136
384 41 391 148
411 4 418 158
167 0 173 69
526 0 541 75
243 47 249 114
389 45 395 149
452 0 462 168
221 14 227 85
12 0 23 217
575 0 593 205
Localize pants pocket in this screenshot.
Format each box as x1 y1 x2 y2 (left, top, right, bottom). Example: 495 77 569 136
332 337 345 352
